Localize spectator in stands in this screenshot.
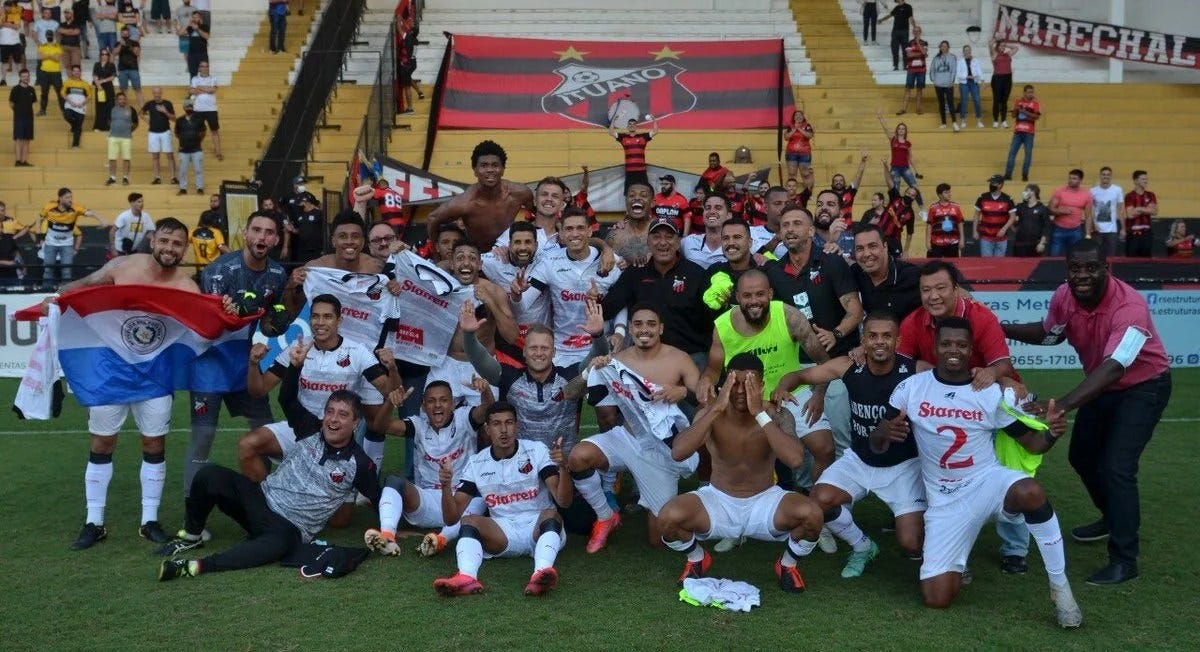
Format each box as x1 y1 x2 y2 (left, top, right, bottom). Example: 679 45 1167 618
783 107 814 179
110 192 153 255
9 68 35 166
1123 170 1156 258
813 189 855 256
35 187 101 287
609 114 658 190
1090 166 1125 258
173 0 193 68
288 192 326 264
956 44 984 129
197 193 227 240
0 1 24 86
0 200 32 286
33 7 58 43
929 40 958 131
115 0 140 40
652 174 689 232
1048 169 1093 256
699 152 730 192
175 98 206 194
62 64 89 147
17 0 32 40
148 0 171 34
926 183 963 258
36 30 63 116
859 191 885 228
104 91 137 185
989 37 1017 128
1012 183 1050 257
192 0 211 29
57 8 81 71
268 0 288 54
973 175 1017 257
189 60 221 159
398 22 423 112
142 86 177 184
1004 84 1040 182
896 25 927 115
113 25 143 107
1165 220 1194 258
178 10 208 78
880 160 916 256
91 48 115 131
860 0 878 44
70 0 91 58
879 0 914 71
876 109 923 207
93 1 118 54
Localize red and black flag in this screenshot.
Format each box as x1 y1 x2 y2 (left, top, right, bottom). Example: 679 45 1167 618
436 35 793 130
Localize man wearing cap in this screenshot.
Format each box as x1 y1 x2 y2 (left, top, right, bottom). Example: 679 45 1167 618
287 191 326 265
175 97 205 195
652 175 689 232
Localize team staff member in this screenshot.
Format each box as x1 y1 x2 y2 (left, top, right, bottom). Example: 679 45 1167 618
1002 239 1171 585
851 224 921 321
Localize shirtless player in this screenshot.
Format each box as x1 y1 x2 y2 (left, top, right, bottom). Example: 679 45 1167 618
604 180 655 267
658 353 825 592
427 140 534 251
282 212 389 315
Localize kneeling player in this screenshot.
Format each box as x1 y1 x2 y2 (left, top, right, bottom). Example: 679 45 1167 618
773 311 923 578
658 354 824 592
873 317 1082 628
433 402 573 597
363 379 492 557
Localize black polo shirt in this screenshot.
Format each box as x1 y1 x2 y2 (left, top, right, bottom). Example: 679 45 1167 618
852 257 921 322
764 244 860 356
602 255 714 355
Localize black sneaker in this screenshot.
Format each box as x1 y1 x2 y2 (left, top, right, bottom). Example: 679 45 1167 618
170 177 179 185
154 531 205 556
121 177 129 186
1072 520 1109 543
197 187 204 193
139 521 171 544
158 558 198 582
70 523 108 550
105 177 116 186
1000 555 1028 574
177 189 187 196
151 177 162 185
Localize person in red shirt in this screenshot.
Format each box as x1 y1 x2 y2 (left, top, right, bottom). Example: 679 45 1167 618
880 160 917 257
926 183 964 257
570 165 598 231
973 175 1018 257
1165 219 1194 258
370 178 411 236
1123 170 1157 257
784 108 815 180
610 115 658 189
877 109 924 208
896 25 928 116
1048 169 1093 256
1004 84 1041 182
699 152 730 192
1002 238 1171 585
989 38 1019 128
684 182 706 236
741 179 768 226
829 153 869 224
652 174 691 232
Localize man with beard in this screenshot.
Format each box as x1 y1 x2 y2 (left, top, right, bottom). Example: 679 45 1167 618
367 221 402 262
658 354 825 592
483 221 548 360
513 211 622 372
702 219 762 312
681 193 730 270
812 189 856 257
829 155 870 224
427 140 533 251
653 174 690 231
572 304 702 552
1002 239 1171 585
496 177 566 249
604 179 654 267
772 311 922 578
58 218 203 549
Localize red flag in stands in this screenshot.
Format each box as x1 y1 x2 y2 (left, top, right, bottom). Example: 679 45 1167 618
437 35 792 129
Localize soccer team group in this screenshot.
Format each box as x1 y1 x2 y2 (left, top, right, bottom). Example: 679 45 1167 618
52 140 1173 629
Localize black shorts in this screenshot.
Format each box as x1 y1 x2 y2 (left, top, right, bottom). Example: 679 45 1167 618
194 110 220 130
12 117 33 140
0 44 22 64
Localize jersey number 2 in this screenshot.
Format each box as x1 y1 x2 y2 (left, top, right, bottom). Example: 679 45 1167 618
936 425 974 469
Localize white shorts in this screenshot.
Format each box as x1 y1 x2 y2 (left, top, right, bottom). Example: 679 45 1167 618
488 512 567 559
781 385 833 438
88 395 173 436
426 357 498 407
586 426 698 515
694 484 790 542
817 451 927 517
920 465 1028 580
404 486 485 529
147 131 174 153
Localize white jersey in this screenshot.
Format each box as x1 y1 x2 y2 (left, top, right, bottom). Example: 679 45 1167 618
112 210 155 251
382 251 474 367
457 439 556 519
750 225 787 258
481 252 551 333
302 267 390 350
680 234 727 269
888 371 1018 507
527 246 622 366
407 406 478 490
271 337 385 417
587 358 689 443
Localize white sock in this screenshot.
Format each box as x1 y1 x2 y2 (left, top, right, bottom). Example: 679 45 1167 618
1025 512 1068 587
782 537 818 566
601 468 617 492
377 485 403 534
664 536 706 562
361 437 386 473
139 460 166 524
533 531 561 571
572 470 613 520
455 535 484 578
440 521 462 541
85 460 114 525
826 505 870 552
